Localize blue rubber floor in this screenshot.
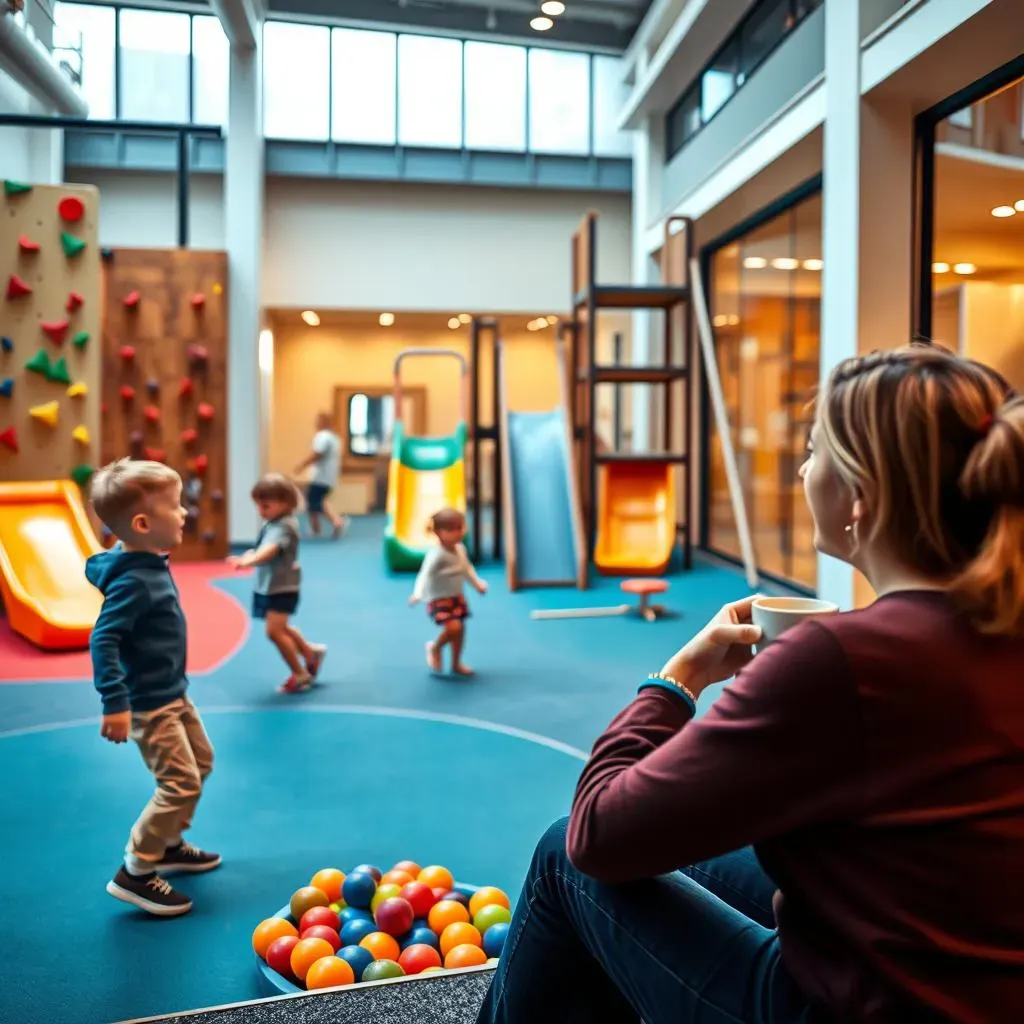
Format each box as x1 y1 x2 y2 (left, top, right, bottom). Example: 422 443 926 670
0 516 775 1024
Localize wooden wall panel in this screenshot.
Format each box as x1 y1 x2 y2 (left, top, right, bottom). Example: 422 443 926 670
100 248 229 561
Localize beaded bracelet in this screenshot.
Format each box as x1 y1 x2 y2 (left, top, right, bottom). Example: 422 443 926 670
642 672 697 706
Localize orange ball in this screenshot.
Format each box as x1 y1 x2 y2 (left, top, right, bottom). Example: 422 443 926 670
440 921 482 958
428 899 470 934
305 955 355 990
380 869 415 888
418 865 455 891
421 965 444 974
310 868 346 903
360 930 401 961
290 937 335 982
392 859 422 877
444 943 488 969
252 917 298 960
468 886 511 918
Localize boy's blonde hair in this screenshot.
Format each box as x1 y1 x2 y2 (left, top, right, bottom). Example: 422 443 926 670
90 458 182 533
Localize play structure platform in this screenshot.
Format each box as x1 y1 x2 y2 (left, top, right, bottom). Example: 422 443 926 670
0 479 103 649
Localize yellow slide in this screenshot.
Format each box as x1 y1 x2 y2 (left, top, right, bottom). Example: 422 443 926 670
0 480 104 649
594 461 676 576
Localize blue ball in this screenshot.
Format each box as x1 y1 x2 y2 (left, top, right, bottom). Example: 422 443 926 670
342 871 378 910
340 917 377 946
350 863 382 882
400 925 439 951
339 906 373 926
482 922 509 958
338 944 375 981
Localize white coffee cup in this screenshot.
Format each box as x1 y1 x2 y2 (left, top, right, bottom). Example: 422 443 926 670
751 596 839 651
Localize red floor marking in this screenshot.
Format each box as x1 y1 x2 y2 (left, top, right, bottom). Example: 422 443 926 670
0 562 250 683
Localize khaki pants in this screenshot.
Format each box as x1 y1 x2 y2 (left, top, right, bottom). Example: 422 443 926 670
128 697 214 863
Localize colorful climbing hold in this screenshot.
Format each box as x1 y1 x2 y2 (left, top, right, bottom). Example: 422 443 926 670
129 429 144 448
6 274 33 300
58 196 85 222
47 356 71 385
1 336 12 353
192 454 209 475
145 448 166 462
41 320 70 345
197 402 215 421
211 489 224 504
0 378 12 398
181 427 198 445
179 377 194 398
18 234 40 254
187 344 208 364
3 180 32 197
146 379 159 394
202 529 216 543
66 290 85 312
0 426 18 452
72 425 91 445
144 405 160 423
123 290 140 309
212 283 223 295
67 381 88 398
71 331 90 349
119 344 136 361
29 400 60 427
70 464 94 487
61 232 87 258
191 293 205 308
120 385 136 401
24 350 51 377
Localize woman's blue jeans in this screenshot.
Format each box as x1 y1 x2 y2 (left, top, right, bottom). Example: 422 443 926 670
476 817 812 1024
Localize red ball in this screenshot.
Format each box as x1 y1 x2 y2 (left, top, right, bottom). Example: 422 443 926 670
399 881 438 919
300 925 342 952
266 935 300 978
300 906 340 933
441 890 470 908
398 942 443 975
431 887 449 904
374 896 415 937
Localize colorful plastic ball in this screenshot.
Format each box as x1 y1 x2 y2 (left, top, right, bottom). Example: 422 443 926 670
428 899 470 934
380 869 415 888
469 887 511 917
266 935 300 978
310 868 346 903
482 922 510 958
362 959 405 982
399 881 437 919
340 918 377 946
474 904 512 935
374 897 415 938
338 943 375 981
300 906 340 933
305 955 355 990
370 883 402 912
351 863 382 882
440 890 470 908
418 865 455 891
398 943 443 975
290 885 330 921
290 937 336 982
301 925 342 952
444 943 488 969
440 921 482 958
329 900 347 914
360 930 401 962
401 925 440 951
339 906 373 926
421 965 444 973
342 872 378 910
392 859 422 877
431 887 449 904
253 917 298 960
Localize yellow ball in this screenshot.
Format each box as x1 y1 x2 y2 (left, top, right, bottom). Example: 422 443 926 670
370 883 402 912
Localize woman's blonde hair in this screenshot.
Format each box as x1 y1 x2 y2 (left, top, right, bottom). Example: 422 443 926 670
819 344 1024 636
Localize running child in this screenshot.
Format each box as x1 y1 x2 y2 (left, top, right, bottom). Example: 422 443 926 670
228 473 326 693
409 507 487 676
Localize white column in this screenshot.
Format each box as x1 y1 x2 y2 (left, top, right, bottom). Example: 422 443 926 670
225 39 264 545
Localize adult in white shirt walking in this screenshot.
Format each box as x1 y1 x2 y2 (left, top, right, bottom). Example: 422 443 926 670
295 412 347 539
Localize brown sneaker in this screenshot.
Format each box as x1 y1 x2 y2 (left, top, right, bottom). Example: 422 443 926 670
157 840 222 875
106 866 193 917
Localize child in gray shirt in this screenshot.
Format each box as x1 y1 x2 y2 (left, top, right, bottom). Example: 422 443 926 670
228 474 327 693
409 507 487 676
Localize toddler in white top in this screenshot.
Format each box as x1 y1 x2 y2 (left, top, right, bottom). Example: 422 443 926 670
409 507 487 676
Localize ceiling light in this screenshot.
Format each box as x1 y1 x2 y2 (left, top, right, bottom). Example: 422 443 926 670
527 319 541 331
458 313 471 324
953 262 976 275
770 257 799 271
448 317 461 329
540 0 566 14
530 15 554 30
712 314 727 328
1015 200 1024 212
379 312 395 326
802 258 823 271
301 310 320 327
932 262 950 274
727 314 740 326
545 315 559 325
742 256 767 270
991 205 1016 218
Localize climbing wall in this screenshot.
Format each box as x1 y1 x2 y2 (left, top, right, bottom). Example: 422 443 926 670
0 180 101 484
100 248 229 561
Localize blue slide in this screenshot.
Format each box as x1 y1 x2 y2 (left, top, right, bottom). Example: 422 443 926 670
505 408 582 588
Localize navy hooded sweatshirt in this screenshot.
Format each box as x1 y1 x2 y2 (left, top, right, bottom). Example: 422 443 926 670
85 546 188 714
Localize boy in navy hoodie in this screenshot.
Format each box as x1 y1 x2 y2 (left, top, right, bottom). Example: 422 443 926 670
86 458 220 917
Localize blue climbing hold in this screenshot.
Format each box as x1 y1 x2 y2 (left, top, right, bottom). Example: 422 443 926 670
1 336 12 353
0 377 13 398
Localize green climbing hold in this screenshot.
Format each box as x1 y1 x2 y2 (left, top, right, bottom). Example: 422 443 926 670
3 180 33 197
61 232 87 258
71 330 90 348
47 356 71 385
25 349 52 377
71 463 94 488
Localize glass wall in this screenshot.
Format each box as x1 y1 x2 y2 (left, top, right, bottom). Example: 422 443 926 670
706 191 822 590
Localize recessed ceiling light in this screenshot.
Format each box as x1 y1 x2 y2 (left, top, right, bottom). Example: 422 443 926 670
301 310 320 327
540 0 566 14
712 314 727 327
727 314 740 326
991 205 1016 218
953 262 976 275
530 15 554 30
1015 200 1024 212
802 258 823 271
545 315 559 325
742 256 767 270
448 317 461 329
770 257 799 271
458 313 471 324
379 312 395 327
932 262 950 274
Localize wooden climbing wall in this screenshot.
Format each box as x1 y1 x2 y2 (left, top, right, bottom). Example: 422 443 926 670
100 248 229 561
0 180 101 484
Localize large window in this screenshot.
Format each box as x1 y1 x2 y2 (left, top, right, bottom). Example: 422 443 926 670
706 189 822 589
263 22 330 139
332 29 397 145
464 42 527 151
119 9 190 123
592 55 632 157
53 2 115 119
192 16 228 127
397 35 463 148
529 48 591 154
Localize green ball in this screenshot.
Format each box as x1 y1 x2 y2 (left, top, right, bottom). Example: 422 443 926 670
474 904 512 934
362 959 405 982
370 884 402 912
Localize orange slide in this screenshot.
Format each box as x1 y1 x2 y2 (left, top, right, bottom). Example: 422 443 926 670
594 461 676 576
0 480 104 649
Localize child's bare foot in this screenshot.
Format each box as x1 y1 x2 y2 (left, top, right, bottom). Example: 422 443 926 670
425 642 441 672
452 663 475 677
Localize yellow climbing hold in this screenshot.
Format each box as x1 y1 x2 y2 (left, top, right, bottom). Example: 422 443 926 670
67 381 88 398
72 425 91 445
212 282 223 295
30 400 60 427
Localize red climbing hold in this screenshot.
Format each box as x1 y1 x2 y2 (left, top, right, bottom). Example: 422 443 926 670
191 293 205 308
120 385 135 401
66 290 85 312
101 402 108 415
6 274 33 300
119 344 136 361
144 405 160 423
18 234 40 254
123 290 140 309
0 426 17 452
197 402 215 421
193 454 209 475
179 378 194 399
145 447 166 463
181 427 198 445
41 320 70 345
187 344 208 364
58 196 85 222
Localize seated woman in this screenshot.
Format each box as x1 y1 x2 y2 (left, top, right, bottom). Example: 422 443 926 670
477 345 1024 1024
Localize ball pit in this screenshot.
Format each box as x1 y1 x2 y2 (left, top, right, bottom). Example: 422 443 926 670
254 859 511 996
